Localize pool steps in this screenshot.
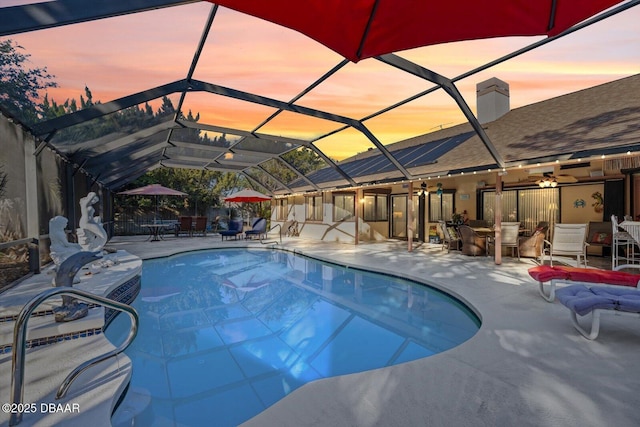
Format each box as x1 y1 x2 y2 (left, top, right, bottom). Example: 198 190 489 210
0 306 105 352
0 250 141 426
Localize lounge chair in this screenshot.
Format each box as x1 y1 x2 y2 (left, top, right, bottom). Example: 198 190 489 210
220 219 244 241
175 216 193 237
528 264 640 302
244 218 267 240
543 223 589 267
556 283 640 340
192 216 208 237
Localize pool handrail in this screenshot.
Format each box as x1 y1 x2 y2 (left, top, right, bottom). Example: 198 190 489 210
9 287 139 426
260 223 282 245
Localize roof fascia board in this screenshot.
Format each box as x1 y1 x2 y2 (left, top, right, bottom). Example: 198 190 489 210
0 0 197 36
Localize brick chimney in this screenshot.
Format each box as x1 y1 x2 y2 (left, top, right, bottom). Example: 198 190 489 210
476 77 510 124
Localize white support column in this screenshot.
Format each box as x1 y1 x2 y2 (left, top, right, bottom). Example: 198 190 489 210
408 182 414 252
494 173 502 265
24 139 39 238
355 188 362 245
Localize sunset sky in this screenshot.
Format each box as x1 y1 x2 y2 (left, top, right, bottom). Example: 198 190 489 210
3 1 640 160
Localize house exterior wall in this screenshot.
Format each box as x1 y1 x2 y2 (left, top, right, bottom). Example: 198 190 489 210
272 193 357 243
271 157 631 246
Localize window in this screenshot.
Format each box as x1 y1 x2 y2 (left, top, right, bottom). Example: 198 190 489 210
275 198 288 221
306 194 323 221
481 187 559 232
363 194 388 221
333 193 355 221
429 192 454 221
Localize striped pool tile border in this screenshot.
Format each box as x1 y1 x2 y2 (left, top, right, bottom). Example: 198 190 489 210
0 274 141 354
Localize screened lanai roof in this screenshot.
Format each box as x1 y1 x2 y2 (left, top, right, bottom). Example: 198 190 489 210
1 0 639 194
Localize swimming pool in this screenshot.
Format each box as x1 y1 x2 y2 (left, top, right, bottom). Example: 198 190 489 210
107 248 480 426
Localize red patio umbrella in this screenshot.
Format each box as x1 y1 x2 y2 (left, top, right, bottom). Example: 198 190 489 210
208 0 623 62
118 184 187 220
224 189 272 226
223 189 272 203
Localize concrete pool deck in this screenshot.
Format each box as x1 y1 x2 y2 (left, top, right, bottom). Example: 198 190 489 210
3 234 639 426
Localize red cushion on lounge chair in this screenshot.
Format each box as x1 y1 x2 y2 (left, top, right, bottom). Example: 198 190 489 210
563 268 640 287
528 265 570 282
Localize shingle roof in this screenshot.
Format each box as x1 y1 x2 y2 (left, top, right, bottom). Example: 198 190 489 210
298 73 640 190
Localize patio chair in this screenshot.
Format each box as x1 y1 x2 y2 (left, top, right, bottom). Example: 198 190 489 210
487 222 521 259
438 221 460 252
611 214 636 269
544 223 589 267
192 216 208 237
518 225 548 261
220 219 244 241
244 218 267 240
175 216 193 237
458 225 487 256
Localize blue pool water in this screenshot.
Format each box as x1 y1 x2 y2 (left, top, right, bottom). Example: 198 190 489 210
106 249 479 426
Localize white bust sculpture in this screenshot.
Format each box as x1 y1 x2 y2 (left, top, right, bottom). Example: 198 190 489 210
77 191 108 252
49 216 82 267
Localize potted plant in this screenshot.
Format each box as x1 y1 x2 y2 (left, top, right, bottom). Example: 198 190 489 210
451 212 464 225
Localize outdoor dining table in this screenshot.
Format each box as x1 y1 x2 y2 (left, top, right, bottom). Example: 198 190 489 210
471 227 494 256
141 224 168 242
470 226 528 257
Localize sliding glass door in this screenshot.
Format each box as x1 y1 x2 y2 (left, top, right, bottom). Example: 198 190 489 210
391 195 418 239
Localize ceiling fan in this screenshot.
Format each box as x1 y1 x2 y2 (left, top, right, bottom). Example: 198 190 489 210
528 172 578 187
417 182 444 194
